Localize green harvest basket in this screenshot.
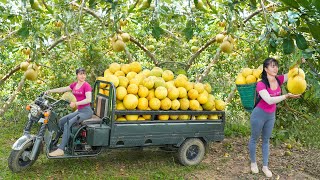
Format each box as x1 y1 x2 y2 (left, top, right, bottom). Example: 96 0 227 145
236 83 257 112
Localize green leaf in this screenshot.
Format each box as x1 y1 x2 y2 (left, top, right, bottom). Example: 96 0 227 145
269 38 277 47
275 6 290 12
30 0 43 12
249 0 257 10
283 37 295 54
183 27 193 41
17 21 30 38
89 0 97 9
297 26 310 33
279 0 300 9
209 6 218 14
151 21 164 40
289 51 302 69
296 0 311 10
302 49 313 59
128 4 135 13
307 21 320 41
183 20 194 41
268 44 277 53
295 34 308 50
312 0 320 11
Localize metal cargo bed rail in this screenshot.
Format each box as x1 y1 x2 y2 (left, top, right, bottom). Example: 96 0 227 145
114 110 225 123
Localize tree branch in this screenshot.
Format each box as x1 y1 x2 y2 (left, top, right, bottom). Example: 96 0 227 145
279 101 311 121
41 0 53 13
130 0 140 11
129 36 158 66
163 28 182 43
0 76 26 117
124 47 133 62
187 37 216 69
243 3 275 23
0 30 18 44
197 49 221 83
306 59 320 79
47 35 68 51
70 1 103 23
206 0 214 11
225 85 237 104
0 64 21 86
260 0 269 24
77 0 86 27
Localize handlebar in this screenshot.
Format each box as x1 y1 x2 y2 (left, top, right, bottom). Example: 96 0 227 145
50 99 70 107
36 93 70 109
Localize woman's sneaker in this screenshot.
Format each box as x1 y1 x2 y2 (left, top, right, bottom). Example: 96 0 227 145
262 166 272 178
49 148 64 157
250 163 259 174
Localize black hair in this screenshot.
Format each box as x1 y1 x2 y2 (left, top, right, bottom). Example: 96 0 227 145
261 57 279 88
76 68 86 75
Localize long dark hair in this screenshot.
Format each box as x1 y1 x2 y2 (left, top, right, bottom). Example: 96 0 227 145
261 57 279 88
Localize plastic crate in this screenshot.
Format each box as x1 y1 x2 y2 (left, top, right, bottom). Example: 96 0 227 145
236 83 257 112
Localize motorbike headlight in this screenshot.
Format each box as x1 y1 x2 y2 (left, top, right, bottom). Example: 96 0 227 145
30 105 40 117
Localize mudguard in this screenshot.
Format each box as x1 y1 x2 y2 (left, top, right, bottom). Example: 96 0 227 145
12 135 35 150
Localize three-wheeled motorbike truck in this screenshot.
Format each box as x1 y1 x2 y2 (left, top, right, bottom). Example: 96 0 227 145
8 80 225 172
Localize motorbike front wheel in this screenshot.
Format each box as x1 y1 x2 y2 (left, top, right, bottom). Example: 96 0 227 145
8 141 40 172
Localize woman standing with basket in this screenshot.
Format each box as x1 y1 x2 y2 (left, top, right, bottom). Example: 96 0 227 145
248 57 302 178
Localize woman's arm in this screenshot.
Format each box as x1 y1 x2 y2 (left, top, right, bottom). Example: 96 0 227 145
259 90 300 105
259 90 287 105
47 86 71 93
75 92 92 106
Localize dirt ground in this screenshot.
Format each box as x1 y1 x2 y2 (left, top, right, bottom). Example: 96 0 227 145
186 137 320 180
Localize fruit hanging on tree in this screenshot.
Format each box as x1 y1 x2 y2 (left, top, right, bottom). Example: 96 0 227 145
111 35 126 52
287 68 307 94
20 62 30 71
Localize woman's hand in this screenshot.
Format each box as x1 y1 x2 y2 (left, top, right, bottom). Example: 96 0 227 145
285 93 301 99
70 102 77 108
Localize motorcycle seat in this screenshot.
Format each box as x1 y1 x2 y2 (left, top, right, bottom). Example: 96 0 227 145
80 94 109 125
81 115 102 125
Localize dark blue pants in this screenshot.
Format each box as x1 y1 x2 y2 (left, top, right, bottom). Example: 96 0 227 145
58 106 93 150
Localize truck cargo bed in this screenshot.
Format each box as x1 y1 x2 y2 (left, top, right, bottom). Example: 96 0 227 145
108 110 225 148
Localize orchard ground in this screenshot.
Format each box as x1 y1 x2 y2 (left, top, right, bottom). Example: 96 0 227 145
188 137 320 179
1 118 319 179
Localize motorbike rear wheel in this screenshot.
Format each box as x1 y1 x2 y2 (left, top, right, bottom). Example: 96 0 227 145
8 141 40 172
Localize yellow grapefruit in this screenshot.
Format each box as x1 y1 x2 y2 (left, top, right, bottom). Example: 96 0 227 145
123 94 138 110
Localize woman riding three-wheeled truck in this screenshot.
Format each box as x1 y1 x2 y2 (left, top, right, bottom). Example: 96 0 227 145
8 80 225 172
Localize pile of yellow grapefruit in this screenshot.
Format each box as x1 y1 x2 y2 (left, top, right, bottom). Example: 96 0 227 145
97 62 226 121
235 66 262 85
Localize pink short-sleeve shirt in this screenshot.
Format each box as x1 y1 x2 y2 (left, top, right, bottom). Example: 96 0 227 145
256 75 285 113
69 82 92 110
